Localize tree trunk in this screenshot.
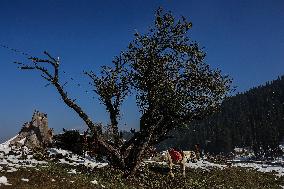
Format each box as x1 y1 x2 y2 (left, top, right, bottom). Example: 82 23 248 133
123 131 153 177
105 100 121 144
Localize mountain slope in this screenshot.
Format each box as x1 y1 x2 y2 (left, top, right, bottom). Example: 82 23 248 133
157 75 284 155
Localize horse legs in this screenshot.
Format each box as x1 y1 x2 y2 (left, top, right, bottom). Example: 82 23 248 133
167 151 174 177
181 153 186 177
181 163 185 177
169 163 174 178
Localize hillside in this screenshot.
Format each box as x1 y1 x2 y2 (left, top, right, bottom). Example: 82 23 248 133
157 75 284 156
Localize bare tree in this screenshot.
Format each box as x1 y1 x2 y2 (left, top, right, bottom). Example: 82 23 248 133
14 8 232 176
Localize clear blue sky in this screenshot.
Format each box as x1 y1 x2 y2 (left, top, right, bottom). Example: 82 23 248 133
0 0 284 142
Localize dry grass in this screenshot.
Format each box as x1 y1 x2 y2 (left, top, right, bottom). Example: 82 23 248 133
1 162 284 189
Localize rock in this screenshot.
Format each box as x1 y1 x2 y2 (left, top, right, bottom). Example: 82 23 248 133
10 110 53 149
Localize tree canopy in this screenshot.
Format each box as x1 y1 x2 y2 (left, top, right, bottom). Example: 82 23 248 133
14 8 232 176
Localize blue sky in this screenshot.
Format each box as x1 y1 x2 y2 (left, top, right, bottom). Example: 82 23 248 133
0 0 284 142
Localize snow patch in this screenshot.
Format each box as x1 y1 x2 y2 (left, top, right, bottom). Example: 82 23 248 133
0 176 12 186
7 167 18 172
48 148 69 156
233 163 284 177
0 139 108 175
17 137 26 145
186 160 226 170
279 145 284 152
0 135 19 147
21 178 29 182
145 160 226 170
145 159 284 177
91 180 98 184
48 148 108 169
0 135 19 155
67 169 77 174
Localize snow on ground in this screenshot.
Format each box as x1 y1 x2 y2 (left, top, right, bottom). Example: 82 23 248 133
145 157 284 177
273 157 284 164
231 152 284 177
186 160 226 170
187 159 284 177
0 136 47 173
90 179 105 188
144 159 226 171
233 162 284 177
1 136 284 179
47 148 108 169
280 145 284 152
0 176 12 186
91 179 98 184
17 137 26 145
147 151 227 170
0 136 107 180
21 178 29 182
0 134 18 155
188 160 284 177
0 135 18 148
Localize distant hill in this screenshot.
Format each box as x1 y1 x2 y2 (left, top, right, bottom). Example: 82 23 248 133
156 75 284 156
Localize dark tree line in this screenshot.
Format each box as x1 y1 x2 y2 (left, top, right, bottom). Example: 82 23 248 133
157 75 284 158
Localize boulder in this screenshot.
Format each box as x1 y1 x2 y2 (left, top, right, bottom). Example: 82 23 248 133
10 110 53 149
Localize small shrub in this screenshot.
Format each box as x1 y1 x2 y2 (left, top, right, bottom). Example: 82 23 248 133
52 129 85 155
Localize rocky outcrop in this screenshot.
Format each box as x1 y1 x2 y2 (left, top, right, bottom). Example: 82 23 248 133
10 110 53 149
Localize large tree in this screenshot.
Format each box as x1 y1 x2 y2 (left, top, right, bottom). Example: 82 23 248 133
14 8 232 176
